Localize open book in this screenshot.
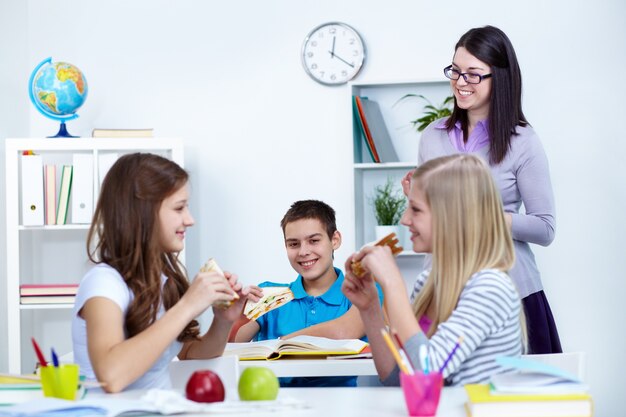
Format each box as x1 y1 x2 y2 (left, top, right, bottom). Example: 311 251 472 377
224 335 368 360
243 286 294 320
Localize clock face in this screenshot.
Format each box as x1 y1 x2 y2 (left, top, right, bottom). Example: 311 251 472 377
301 22 366 86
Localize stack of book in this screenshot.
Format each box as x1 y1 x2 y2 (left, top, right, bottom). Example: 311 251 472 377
19 284 79 305
465 356 593 417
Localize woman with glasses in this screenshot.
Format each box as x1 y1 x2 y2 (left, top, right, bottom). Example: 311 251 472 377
402 25 561 354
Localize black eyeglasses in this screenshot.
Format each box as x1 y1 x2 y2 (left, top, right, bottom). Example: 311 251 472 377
443 65 492 84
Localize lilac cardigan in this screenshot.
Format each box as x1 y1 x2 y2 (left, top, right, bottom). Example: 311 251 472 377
418 119 555 298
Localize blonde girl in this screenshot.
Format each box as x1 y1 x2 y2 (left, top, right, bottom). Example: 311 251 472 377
343 154 523 385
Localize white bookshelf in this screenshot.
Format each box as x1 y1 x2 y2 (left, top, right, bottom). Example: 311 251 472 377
4 138 184 373
349 80 451 284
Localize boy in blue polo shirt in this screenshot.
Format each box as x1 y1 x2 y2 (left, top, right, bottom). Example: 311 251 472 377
233 199 382 387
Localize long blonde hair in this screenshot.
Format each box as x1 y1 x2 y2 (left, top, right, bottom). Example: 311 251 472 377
411 154 515 337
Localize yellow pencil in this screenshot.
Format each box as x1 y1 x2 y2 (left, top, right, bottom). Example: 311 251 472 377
380 328 410 374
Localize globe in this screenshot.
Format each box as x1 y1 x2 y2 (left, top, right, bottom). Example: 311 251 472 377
29 57 88 137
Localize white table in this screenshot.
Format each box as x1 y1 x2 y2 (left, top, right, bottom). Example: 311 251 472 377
238 358 377 377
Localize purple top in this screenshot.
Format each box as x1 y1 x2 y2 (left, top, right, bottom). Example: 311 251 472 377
417 118 556 298
449 119 490 152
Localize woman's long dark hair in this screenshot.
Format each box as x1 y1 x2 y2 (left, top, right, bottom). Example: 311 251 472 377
87 153 200 342
445 25 528 164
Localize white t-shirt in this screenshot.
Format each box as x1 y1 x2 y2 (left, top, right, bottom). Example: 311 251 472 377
71 263 182 391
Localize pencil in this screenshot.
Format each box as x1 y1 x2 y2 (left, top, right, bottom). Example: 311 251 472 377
391 329 415 374
439 335 464 373
380 328 410 374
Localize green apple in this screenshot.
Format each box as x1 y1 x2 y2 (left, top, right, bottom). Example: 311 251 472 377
238 367 279 401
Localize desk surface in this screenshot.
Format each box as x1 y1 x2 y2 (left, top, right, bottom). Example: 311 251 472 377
97 386 467 417
239 358 377 377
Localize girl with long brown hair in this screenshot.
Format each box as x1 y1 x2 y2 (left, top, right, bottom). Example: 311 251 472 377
72 153 261 392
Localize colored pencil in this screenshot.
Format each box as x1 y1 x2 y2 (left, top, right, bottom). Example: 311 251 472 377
439 335 464 373
380 328 410 374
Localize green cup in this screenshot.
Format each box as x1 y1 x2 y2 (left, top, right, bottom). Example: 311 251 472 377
40 363 80 400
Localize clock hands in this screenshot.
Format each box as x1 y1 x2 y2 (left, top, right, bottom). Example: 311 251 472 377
327 35 354 68
331 52 354 68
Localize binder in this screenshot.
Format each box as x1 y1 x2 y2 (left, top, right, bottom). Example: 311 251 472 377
55 165 73 225
98 153 118 187
20 154 44 226
71 153 94 224
43 164 57 225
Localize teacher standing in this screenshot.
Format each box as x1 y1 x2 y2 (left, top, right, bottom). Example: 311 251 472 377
403 25 561 354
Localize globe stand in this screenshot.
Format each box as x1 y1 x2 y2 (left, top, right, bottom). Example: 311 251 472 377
48 122 78 138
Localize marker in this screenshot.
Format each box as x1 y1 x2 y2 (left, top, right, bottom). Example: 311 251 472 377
31 337 47 367
51 348 60 367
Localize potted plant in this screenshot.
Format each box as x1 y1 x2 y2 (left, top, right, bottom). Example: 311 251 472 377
396 94 454 132
371 178 407 240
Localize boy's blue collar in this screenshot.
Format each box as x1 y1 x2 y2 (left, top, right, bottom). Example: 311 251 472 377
291 267 345 305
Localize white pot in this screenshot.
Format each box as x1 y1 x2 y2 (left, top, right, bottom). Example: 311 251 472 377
375 225 400 241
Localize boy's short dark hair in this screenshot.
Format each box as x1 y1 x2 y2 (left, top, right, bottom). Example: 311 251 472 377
280 200 337 239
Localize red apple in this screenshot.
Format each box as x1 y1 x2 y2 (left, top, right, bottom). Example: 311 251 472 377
185 370 225 403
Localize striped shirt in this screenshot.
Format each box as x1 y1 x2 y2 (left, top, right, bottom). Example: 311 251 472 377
383 269 522 386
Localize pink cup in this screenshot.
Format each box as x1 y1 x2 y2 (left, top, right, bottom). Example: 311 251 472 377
400 371 443 416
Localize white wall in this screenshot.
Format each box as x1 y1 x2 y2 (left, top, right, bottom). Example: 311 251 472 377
1 1 624 414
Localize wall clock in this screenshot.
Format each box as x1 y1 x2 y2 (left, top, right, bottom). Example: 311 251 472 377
301 22 366 86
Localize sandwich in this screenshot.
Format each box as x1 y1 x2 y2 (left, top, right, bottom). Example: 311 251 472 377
243 286 295 321
200 258 239 309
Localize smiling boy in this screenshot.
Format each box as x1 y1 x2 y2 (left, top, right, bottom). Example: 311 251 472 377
234 200 381 387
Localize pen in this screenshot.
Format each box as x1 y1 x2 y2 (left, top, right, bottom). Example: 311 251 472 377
439 335 464 373
391 329 416 374
51 348 60 367
380 328 410 374
31 337 47 367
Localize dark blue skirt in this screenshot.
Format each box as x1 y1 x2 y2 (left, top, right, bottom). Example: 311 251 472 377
522 290 562 354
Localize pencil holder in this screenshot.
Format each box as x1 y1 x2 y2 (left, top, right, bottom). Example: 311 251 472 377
400 371 443 416
40 363 80 400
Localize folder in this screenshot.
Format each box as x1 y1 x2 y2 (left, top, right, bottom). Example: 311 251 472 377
359 97 399 162
20 154 45 226
98 153 118 187
56 165 73 225
43 164 57 225
71 153 94 224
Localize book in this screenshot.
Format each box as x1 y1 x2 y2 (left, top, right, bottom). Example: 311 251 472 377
20 295 76 305
19 284 79 296
43 164 57 225
243 286 294 320
92 128 154 138
20 154 44 226
465 384 593 417
490 356 589 395
55 165 73 225
358 97 399 162
71 153 94 224
353 96 380 163
224 335 368 360
0 374 43 405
